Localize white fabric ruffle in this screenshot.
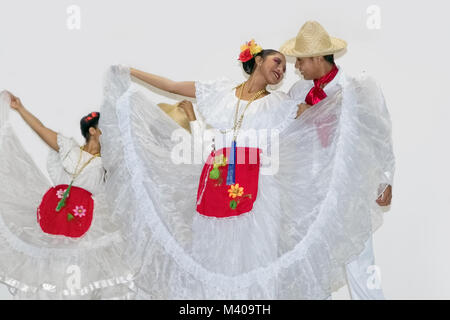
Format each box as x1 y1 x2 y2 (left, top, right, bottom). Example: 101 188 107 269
99 65 394 299
0 91 136 299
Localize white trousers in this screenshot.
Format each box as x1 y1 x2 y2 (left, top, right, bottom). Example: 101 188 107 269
326 237 385 300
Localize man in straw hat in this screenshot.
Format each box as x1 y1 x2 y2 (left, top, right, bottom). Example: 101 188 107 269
280 21 394 300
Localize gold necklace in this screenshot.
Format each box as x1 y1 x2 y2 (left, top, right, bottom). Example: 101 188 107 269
232 82 267 141
72 146 100 180
219 82 267 139
56 146 100 212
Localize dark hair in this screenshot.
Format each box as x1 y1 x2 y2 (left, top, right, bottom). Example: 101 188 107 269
323 54 335 65
242 49 281 75
80 112 100 141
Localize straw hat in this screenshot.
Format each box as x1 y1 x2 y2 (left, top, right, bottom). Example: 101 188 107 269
158 102 191 133
280 21 347 58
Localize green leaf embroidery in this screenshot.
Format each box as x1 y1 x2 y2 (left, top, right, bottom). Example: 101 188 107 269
209 167 220 180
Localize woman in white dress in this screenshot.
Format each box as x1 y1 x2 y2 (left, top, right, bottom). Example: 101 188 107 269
131 44 296 284
0 91 135 299
99 40 393 299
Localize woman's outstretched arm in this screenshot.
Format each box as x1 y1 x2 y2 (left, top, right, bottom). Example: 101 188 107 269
130 68 196 98
8 92 59 151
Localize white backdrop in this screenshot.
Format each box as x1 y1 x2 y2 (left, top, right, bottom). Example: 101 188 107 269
1 0 449 300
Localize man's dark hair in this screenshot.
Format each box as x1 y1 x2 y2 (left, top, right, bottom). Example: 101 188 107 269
323 54 335 65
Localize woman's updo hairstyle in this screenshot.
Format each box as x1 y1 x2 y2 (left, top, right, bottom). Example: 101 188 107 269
80 112 100 141
242 49 280 75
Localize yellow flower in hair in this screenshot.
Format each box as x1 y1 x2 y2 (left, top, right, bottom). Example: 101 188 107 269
241 43 250 52
240 39 262 55
248 39 263 55
251 45 263 55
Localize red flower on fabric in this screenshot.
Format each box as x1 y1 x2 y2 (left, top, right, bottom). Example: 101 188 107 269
239 48 253 62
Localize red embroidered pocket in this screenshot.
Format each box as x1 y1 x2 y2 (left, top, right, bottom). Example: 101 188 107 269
196 147 260 218
37 184 94 238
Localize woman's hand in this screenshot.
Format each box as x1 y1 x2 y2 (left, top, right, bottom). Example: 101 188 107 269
7 92 24 111
178 100 196 121
6 91 59 151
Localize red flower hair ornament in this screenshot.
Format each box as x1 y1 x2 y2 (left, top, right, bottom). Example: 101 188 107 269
84 112 99 122
238 39 263 63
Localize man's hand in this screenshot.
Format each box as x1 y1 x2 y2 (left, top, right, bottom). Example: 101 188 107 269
178 100 196 121
376 184 392 206
296 103 312 119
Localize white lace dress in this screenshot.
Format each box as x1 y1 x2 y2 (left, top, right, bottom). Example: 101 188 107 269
99 65 394 299
0 92 135 299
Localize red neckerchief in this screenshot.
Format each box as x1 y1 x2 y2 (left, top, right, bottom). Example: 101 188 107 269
305 65 339 106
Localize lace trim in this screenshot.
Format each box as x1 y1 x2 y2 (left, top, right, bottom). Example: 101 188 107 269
0 273 136 298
